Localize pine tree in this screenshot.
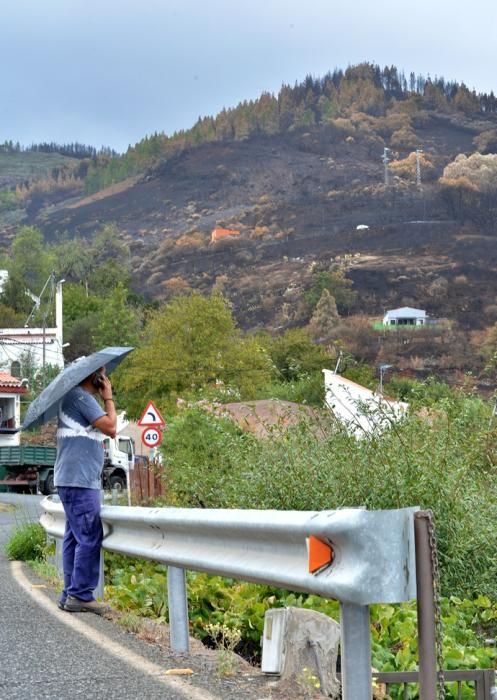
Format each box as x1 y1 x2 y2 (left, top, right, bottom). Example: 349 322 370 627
308 289 340 343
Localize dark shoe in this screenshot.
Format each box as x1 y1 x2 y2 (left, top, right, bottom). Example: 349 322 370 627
64 596 110 615
58 599 66 610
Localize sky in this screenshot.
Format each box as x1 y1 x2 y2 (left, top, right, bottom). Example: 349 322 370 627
2 0 496 152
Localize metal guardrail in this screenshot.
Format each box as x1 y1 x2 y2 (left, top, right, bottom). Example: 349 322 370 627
41 497 421 700
40 499 417 604
40 498 497 699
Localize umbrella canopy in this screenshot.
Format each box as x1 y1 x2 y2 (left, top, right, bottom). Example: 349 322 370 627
22 346 134 431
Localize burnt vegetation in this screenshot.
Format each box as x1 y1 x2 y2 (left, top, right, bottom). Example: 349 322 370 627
2 62 497 380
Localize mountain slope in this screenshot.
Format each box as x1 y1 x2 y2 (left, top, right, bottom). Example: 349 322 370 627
1 63 497 337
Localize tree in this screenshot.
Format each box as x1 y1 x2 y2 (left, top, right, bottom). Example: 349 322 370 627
91 283 141 348
91 223 130 265
0 303 25 327
439 153 497 223
308 289 340 342
258 327 333 381
54 237 94 285
474 129 497 154
1 226 54 313
0 274 32 315
453 84 479 113
115 293 273 416
65 317 97 361
305 269 357 313
389 151 436 181
87 258 132 296
441 153 497 192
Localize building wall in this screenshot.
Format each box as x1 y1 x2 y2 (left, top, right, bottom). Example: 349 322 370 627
323 369 408 438
0 328 64 374
211 228 240 243
0 393 21 446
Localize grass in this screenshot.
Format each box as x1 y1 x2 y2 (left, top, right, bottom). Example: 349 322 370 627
29 559 63 591
116 612 143 634
5 521 46 561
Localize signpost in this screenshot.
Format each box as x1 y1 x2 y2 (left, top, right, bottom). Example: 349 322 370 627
141 426 162 448
138 400 166 449
137 401 166 429
137 401 166 498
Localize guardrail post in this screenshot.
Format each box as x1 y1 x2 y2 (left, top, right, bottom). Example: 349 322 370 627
54 537 63 578
95 490 105 600
340 602 372 699
414 511 437 700
487 669 497 699
167 566 189 652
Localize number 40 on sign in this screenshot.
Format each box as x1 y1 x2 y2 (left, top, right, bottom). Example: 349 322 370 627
141 427 162 448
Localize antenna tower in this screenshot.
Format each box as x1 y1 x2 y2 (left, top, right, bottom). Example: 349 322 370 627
415 149 423 188
382 147 391 186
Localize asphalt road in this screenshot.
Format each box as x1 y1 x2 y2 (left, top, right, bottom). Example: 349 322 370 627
0 494 277 700
0 496 236 699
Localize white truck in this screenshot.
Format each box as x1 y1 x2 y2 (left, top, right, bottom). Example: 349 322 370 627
102 435 136 492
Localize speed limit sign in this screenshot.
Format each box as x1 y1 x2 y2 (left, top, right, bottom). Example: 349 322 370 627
141 427 162 448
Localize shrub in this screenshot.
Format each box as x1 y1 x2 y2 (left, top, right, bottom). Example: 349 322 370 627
260 372 325 405
160 408 253 508
390 127 419 149
104 554 497 679
5 522 46 561
163 392 497 599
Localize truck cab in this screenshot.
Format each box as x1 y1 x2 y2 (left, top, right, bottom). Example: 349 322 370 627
102 435 134 492
0 375 25 446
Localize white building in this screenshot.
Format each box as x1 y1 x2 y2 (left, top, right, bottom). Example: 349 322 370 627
323 369 408 438
0 273 65 375
0 270 8 294
0 372 28 446
383 307 426 327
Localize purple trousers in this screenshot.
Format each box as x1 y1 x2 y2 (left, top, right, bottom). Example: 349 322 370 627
57 487 103 602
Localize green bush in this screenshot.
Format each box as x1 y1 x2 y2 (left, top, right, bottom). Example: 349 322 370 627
163 393 497 599
103 552 497 685
160 408 255 508
5 522 46 561
258 371 325 405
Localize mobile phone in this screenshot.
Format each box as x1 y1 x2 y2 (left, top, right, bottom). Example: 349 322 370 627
91 372 105 389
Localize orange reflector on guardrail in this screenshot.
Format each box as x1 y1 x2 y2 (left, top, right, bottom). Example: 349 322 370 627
308 536 334 573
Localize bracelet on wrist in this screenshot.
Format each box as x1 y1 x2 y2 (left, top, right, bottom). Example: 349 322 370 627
104 398 114 403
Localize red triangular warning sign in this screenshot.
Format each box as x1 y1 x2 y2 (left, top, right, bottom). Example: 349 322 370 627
137 400 166 427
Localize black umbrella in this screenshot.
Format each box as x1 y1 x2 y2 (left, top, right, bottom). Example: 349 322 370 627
22 346 134 431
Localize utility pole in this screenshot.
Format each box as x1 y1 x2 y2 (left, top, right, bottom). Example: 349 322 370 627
379 364 393 396
42 315 46 388
488 397 497 430
416 149 423 188
382 147 391 186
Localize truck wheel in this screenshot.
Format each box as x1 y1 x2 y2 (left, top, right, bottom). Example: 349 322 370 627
42 473 57 496
110 475 126 493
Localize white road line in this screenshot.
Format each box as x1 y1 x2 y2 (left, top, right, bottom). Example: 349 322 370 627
11 561 220 700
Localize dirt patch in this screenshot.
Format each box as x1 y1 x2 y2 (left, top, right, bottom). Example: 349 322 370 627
66 175 141 209
111 612 323 699
210 399 328 439
0 503 15 512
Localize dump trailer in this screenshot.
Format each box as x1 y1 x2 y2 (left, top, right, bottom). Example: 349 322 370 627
0 435 136 495
0 445 57 495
